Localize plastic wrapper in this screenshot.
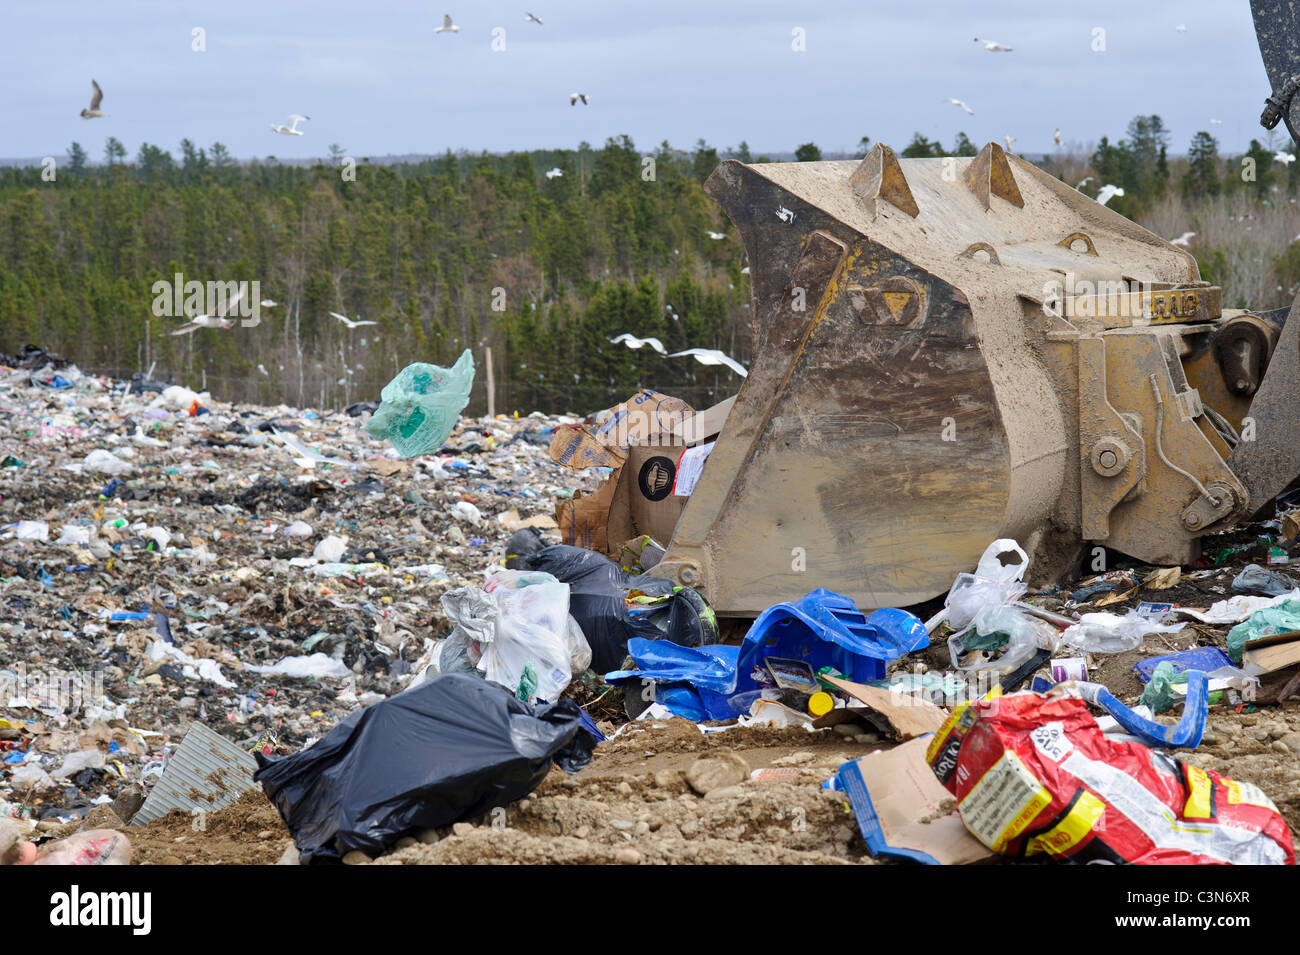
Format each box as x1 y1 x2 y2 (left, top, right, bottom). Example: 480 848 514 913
1232 563 1298 597
1060 609 1182 653
35 829 132 866
254 673 596 863
517 544 721 673
926 691 1293 864
947 604 1044 673
364 351 475 458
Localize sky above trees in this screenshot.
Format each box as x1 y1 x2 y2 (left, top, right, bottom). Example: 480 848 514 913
0 0 1283 161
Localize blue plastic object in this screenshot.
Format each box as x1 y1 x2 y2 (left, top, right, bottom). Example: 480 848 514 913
605 589 928 721
1134 647 1234 684
1078 671 1208 749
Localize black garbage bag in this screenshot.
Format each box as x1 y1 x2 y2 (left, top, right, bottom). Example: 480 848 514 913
254 674 596 864
517 545 721 673
503 526 547 567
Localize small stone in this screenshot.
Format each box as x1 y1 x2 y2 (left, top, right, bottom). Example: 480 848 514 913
1279 732 1300 754
111 784 146 824
679 820 699 838
395 836 418 850
653 769 680 789
1254 729 1272 743
562 778 580 789
342 850 371 865
635 821 650 836
1271 740 1292 755
609 819 634 831
617 781 633 795
517 799 531 812
685 752 749 795
452 822 474 837
854 733 879 745
257 830 273 840
1200 732 1222 746
647 817 663 832
703 785 745 801
276 844 301 865
833 724 859 737
574 825 591 839
417 828 441 845
614 847 642 865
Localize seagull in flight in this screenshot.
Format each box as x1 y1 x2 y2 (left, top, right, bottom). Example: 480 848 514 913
436 14 460 33
171 287 246 336
271 114 309 136
1170 232 1196 246
1053 128 1062 146
670 348 748 377
1210 118 1223 125
329 311 378 329
1175 24 1187 33
948 98 975 115
545 167 563 179
1004 134 1016 151
525 12 542 24
1096 184 1125 206
705 230 727 240
1076 176 1093 189
1275 151 1296 165
975 38 1013 52
80 79 107 119
610 333 667 355
260 299 278 308
570 92 589 106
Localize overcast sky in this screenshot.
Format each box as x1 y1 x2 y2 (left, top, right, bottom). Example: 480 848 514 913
0 0 1283 163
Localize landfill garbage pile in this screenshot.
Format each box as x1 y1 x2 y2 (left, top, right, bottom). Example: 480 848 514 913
0 355 605 857
3 356 1299 866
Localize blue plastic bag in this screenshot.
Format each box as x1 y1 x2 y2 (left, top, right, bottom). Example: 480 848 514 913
364 350 475 458
606 589 928 721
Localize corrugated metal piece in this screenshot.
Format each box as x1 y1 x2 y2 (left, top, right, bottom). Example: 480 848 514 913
130 721 259 826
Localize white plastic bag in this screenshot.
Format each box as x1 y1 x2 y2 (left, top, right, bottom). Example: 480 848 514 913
84 449 132 476
944 539 1030 630
566 614 593 675
482 570 575 702
1061 610 1183 653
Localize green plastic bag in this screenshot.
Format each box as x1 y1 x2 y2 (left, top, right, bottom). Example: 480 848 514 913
1140 661 1176 713
1226 598 1300 662
364 350 475 458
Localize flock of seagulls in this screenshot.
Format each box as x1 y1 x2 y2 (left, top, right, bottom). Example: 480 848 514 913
608 336 748 377
171 290 279 336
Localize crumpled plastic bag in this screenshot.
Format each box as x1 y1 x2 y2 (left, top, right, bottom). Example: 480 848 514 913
84 449 132 476
1232 563 1298 597
364 351 475 458
254 673 596 863
482 570 577 702
1227 598 1300 663
1061 609 1183 653
944 539 1030 631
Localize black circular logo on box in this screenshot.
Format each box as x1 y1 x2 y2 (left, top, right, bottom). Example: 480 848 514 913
638 456 676 501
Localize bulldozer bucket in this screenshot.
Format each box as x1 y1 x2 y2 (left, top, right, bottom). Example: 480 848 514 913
645 143 1268 616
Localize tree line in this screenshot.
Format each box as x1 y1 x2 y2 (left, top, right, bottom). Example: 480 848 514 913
2 121 1298 414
